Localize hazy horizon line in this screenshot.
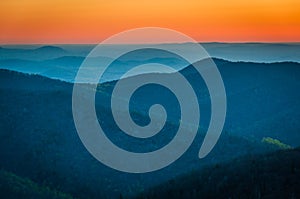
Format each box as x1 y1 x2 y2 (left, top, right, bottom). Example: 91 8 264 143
1 42 300 46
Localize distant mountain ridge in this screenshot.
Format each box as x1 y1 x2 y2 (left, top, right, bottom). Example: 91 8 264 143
0 45 68 61
1 43 300 62
1 56 300 83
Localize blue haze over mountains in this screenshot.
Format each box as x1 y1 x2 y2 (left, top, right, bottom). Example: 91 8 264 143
0 43 300 83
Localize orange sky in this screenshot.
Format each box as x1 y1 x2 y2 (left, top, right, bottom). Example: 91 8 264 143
0 0 299 44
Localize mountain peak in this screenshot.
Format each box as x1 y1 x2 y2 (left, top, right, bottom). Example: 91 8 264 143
35 45 66 52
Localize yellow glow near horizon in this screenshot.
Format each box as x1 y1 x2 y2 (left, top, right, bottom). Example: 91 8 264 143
0 0 299 43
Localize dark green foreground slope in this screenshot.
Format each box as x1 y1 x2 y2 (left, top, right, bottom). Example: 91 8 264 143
137 147 300 199
0 170 73 199
1 147 299 199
